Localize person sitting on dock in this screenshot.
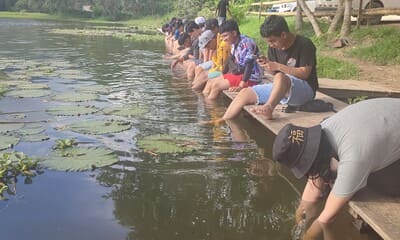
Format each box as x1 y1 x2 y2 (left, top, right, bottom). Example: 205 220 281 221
192 18 231 90
202 19 261 100
171 21 203 80
222 15 318 120
272 98 400 239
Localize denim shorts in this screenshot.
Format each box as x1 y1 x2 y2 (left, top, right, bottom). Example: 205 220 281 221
251 74 314 105
199 60 213 71
208 71 222 79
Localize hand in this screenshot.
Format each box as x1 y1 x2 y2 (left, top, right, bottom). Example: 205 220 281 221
228 86 242 92
260 61 281 72
257 55 267 64
171 57 183 69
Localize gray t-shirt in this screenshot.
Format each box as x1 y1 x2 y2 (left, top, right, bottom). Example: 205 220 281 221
321 98 400 197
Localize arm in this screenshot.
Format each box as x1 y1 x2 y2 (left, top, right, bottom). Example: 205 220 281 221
260 61 312 80
303 191 352 240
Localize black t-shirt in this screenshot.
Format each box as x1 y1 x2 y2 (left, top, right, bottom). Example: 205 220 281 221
217 0 229 17
267 35 318 92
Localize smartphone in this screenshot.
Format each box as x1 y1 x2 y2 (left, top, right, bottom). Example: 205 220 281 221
257 55 267 64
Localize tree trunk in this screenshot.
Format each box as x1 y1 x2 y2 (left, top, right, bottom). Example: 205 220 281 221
295 0 303 32
340 0 352 37
297 0 323 37
327 0 345 35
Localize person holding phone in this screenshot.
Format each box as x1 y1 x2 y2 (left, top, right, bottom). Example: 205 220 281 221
221 15 318 120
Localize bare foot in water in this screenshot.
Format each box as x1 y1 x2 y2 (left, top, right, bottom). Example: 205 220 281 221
198 118 226 126
251 104 273 120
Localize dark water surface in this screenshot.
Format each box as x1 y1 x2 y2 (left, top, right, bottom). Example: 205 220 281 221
0 19 377 240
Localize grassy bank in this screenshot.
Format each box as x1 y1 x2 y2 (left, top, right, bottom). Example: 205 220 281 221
239 15 400 80
0 11 165 28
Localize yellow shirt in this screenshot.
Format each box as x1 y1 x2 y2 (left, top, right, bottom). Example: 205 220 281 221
210 33 231 72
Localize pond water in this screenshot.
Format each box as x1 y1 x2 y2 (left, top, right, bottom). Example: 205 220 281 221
0 19 377 240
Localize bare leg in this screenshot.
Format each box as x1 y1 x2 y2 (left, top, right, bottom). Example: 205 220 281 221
207 77 230 100
186 61 196 80
203 75 223 96
192 68 208 90
222 88 258 120
252 73 291 119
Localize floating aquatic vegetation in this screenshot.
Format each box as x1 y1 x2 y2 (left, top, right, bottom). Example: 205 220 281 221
55 69 92 80
50 28 164 42
76 84 110 94
102 105 149 118
13 123 49 142
14 123 45 136
54 139 76 150
0 83 7 95
67 119 131 135
43 146 118 171
16 83 49 90
137 134 198 154
0 123 24 133
5 89 51 98
22 134 50 142
0 135 20 150
46 105 99 116
52 92 98 102
0 151 39 199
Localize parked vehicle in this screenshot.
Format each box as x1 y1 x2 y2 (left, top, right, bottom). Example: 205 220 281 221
315 0 400 24
268 0 317 13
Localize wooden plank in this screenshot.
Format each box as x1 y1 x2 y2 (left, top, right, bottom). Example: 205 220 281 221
223 90 347 134
319 78 400 99
349 188 400 240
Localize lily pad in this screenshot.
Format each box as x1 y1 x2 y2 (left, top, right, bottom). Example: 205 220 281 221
102 105 149 118
76 84 110 94
67 120 131 135
0 123 24 133
52 92 98 102
0 83 7 95
5 89 51 98
22 134 50 142
46 105 99 116
42 146 118 171
16 83 49 90
55 69 92 80
0 135 20 150
137 134 198 154
15 124 45 136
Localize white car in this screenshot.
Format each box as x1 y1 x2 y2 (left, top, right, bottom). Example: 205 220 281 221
316 0 400 24
269 0 317 13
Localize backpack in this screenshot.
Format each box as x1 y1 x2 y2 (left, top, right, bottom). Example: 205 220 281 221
283 99 335 113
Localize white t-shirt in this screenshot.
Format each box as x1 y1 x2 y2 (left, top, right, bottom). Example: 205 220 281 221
321 98 400 197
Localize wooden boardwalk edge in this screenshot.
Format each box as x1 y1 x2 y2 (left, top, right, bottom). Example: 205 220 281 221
222 89 400 240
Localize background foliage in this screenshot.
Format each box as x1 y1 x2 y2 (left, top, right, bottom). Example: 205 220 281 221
0 0 249 20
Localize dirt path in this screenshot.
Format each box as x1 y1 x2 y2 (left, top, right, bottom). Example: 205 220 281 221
320 49 400 91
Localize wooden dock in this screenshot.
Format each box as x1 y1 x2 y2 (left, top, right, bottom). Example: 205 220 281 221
223 90 400 240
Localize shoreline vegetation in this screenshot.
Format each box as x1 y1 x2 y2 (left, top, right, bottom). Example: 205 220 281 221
0 11 399 80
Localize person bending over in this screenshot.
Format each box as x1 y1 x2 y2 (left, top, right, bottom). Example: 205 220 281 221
222 15 318 120
273 98 400 240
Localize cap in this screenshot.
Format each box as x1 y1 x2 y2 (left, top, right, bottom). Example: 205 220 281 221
198 30 215 49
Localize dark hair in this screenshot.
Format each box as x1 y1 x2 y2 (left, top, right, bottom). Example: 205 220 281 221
205 18 219 31
174 20 183 29
306 130 336 184
219 19 240 35
185 21 200 33
260 15 290 38
178 32 190 46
